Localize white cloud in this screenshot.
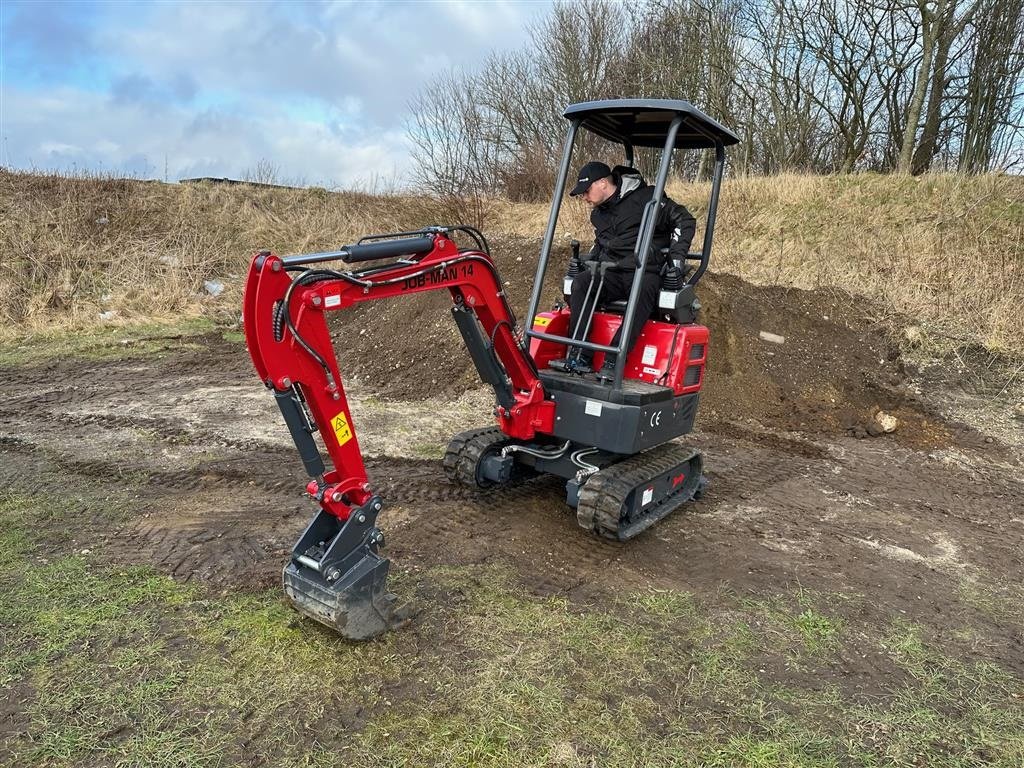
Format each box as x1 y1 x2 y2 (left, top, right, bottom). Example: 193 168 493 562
39 141 82 155
2 0 551 185
93 139 121 154
91 0 548 122
3 85 410 186
439 0 532 37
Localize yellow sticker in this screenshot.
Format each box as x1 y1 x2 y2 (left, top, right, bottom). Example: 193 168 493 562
331 411 353 447
533 315 552 327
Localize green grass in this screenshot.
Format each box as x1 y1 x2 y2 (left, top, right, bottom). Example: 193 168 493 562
410 440 444 459
0 316 220 367
791 608 843 653
848 620 1024 766
2 492 1023 767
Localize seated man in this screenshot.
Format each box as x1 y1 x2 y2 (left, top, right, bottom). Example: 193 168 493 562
554 160 696 376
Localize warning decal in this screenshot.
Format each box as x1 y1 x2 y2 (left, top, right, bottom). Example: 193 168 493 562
331 412 353 447
533 315 552 327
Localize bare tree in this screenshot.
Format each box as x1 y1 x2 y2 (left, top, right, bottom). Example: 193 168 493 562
407 70 501 196
735 0 829 173
242 158 281 185
898 0 946 174
622 0 742 179
910 0 981 172
958 0 1024 171
796 0 896 172
405 0 1023 190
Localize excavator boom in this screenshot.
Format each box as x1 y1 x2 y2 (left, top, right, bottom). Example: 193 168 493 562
242 228 547 638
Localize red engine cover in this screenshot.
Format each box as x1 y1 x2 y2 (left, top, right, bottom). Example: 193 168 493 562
529 309 708 396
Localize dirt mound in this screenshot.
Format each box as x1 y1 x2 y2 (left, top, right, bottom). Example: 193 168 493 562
696 273 962 449
328 235 554 398
328 237 954 448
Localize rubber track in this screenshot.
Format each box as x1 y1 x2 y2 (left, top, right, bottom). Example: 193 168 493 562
442 426 536 489
576 442 701 541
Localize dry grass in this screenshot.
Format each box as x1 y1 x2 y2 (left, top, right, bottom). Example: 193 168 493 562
2 169 1022 356
0 170 480 329
702 173 1024 356
494 172 1024 356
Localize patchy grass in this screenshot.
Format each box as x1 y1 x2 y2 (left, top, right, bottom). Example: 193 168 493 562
3 488 1023 767
410 440 444 459
859 620 1024 765
0 316 220 367
791 609 843 653
957 579 1024 626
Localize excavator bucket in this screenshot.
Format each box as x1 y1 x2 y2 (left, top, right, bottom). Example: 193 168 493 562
283 557 404 640
283 497 412 640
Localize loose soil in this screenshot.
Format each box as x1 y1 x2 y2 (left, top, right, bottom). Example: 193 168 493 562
332 239 994 451
2 244 1023 744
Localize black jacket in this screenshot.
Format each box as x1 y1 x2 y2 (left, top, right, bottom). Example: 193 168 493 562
589 167 696 273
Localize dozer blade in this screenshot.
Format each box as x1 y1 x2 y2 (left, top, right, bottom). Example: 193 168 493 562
283 497 412 640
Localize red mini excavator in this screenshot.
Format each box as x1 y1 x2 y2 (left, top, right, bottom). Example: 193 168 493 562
243 100 739 639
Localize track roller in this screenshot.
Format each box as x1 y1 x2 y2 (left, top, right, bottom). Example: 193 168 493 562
576 443 703 541
443 426 537 489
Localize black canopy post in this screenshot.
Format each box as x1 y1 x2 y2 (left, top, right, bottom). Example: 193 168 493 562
525 119 580 331
610 114 684 389
690 140 725 286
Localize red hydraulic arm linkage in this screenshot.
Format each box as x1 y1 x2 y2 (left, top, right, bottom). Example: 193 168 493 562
244 231 555 640
244 231 552 522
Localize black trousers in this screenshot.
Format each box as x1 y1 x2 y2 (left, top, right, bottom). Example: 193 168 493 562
568 268 661 364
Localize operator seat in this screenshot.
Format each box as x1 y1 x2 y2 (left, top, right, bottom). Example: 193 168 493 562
596 250 697 324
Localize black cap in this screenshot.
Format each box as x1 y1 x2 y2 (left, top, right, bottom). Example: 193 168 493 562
569 161 611 196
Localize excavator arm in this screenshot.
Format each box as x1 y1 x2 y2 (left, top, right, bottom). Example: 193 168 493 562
242 228 550 638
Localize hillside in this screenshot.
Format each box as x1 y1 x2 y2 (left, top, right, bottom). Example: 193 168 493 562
1 170 1021 359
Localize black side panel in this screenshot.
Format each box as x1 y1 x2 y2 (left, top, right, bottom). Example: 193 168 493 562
539 369 673 406
547 391 699 454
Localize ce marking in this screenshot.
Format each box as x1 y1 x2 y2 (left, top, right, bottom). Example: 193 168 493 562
650 410 663 428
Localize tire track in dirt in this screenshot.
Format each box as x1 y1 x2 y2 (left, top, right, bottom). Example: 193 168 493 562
8 396 1021 612
2 331 1022 666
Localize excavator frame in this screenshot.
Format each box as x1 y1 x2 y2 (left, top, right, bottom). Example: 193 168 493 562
242 99 739 639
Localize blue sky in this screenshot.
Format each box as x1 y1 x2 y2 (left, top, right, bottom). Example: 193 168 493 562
0 0 549 186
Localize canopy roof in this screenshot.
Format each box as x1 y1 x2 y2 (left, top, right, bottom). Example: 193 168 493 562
564 99 739 150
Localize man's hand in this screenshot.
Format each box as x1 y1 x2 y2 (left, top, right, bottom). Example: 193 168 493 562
663 199 696 260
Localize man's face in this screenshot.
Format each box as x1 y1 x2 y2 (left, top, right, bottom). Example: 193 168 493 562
581 176 614 207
